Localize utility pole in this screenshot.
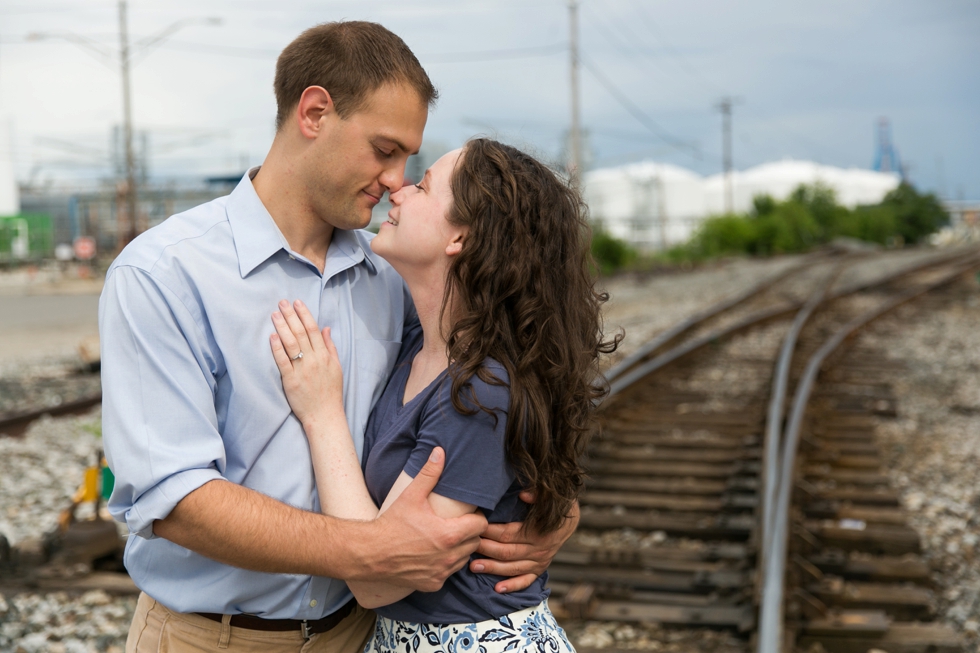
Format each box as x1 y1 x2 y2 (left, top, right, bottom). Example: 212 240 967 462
118 0 138 250
656 172 668 249
568 0 582 189
715 97 736 214
28 11 220 251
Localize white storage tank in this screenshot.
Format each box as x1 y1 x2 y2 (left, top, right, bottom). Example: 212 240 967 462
585 158 902 250
0 123 19 216
584 161 704 250
703 160 901 214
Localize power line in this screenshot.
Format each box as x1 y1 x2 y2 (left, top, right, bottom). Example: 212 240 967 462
13 33 567 64
627 2 841 165
574 3 706 163
582 4 696 95
421 43 566 63
579 54 699 159
156 40 567 63
583 6 639 58
156 39 277 59
580 0 727 97
630 2 726 95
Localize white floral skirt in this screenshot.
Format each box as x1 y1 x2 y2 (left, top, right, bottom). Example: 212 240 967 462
364 600 575 653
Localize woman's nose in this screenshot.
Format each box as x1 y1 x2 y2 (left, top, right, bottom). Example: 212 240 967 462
389 183 413 205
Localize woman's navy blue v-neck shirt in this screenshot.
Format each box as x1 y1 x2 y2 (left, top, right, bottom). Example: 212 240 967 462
361 325 549 624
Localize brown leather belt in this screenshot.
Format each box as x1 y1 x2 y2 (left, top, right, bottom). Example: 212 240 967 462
196 597 356 639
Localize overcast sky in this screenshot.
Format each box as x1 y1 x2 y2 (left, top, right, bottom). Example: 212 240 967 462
1 0 977 198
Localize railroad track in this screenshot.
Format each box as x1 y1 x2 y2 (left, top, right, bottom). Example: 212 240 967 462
2 248 978 650
0 393 102 437
550 247 980 653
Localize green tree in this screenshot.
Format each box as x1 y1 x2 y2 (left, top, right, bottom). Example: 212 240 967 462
752 194 777 217
591 229 636 274
840 205 897 245
756 201 821 254
692 214 758 258
789 183 849 238
878 183 949 244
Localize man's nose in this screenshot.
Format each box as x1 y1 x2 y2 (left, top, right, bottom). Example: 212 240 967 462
379 165 405 194
389 185 406 205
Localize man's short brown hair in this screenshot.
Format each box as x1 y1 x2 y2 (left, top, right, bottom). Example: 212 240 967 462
274 21 438 131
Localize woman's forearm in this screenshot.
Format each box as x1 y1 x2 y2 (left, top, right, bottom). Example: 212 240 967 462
303 411 379 521
347 474 478 608
304 414 477 608
343 471 420 607
302 411 416 607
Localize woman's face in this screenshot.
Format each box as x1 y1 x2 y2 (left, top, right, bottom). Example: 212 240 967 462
370 148 466 274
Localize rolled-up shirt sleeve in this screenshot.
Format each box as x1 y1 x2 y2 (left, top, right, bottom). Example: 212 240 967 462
100 265 226 539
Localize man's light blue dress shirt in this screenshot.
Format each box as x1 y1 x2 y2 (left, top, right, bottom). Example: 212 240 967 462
100 169 413 619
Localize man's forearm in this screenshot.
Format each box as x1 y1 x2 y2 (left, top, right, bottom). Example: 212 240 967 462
153 479 372 578
152 451 488 593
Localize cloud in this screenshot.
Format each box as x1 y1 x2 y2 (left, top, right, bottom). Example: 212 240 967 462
0 0 976 197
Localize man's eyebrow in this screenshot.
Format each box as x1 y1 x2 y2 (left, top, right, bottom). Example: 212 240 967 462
376 135 418 156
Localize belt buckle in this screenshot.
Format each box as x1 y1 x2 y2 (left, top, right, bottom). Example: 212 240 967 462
301 620 312 640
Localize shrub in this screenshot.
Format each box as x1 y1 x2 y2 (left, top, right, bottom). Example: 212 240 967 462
691 215 758 258
677 181 947 262
591 229 637 274
841 206 898 245
879 183 949 244
763 201 822 253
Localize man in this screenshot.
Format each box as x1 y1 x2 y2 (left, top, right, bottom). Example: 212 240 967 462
100 21 576 653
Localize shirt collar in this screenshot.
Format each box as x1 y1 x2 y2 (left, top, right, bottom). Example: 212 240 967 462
226 167 377 278
325 228 378 278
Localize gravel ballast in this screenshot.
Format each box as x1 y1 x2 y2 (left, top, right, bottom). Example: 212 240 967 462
1 252 975 651
857 274 980 648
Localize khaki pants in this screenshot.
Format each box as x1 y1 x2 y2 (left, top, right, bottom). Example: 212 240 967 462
126 592 377 653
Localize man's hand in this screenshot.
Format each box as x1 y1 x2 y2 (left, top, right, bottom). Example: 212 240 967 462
352 448 488 592
154 448 487 590
470 496 580 593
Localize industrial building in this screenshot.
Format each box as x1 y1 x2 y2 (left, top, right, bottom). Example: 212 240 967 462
585 159 903 250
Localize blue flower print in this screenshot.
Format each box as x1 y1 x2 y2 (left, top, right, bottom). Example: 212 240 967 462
448 624 479 653
364 602 574 653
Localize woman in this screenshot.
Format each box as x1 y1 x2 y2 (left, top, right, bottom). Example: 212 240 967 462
269 139 617 653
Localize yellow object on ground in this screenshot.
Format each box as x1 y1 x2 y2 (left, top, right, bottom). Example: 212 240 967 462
79 467 100 503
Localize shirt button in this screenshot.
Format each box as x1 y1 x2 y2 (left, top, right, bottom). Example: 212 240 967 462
309 600 318 608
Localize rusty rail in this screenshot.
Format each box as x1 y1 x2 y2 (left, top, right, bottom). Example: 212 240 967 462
555 246 979 651
756 253 980 653
0 393 103 437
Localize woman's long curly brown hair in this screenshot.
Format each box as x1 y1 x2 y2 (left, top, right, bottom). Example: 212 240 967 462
443 138 620 534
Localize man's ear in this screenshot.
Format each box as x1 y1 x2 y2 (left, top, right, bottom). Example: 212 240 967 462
294 86 335 140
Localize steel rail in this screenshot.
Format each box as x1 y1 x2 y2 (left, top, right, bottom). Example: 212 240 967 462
0 393 103 437
756 253 980 653
603 256 820 384
604 247 978 400
760 262 845 577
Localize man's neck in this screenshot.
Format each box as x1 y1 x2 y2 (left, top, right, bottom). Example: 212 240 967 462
252 144 333 273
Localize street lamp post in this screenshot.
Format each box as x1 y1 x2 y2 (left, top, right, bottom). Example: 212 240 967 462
567 0 582 189
28 5 221 250
119 0 138 248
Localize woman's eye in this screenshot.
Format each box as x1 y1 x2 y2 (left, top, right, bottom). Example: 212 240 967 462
414 183 423 191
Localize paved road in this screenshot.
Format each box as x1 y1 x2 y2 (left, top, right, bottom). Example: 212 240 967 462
0 293 101 366
0 294 100 330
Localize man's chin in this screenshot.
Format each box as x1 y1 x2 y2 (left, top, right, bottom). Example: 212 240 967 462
336 207 374 231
